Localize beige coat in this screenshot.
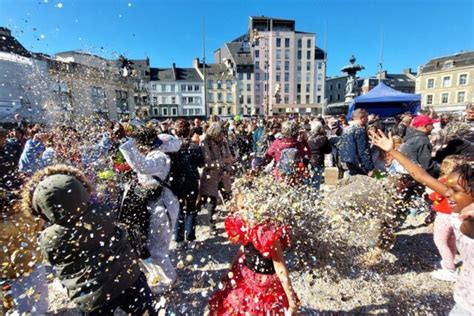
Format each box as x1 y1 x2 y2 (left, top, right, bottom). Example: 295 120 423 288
199 138 233 198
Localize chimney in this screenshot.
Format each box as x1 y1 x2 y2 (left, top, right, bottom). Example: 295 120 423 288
172 62 176 69
0 27 11 37
403 68 412 75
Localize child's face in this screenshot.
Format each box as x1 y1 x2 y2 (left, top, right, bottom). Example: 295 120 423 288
445 172 473 213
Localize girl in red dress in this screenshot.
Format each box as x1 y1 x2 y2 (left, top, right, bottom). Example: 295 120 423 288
208 176 301 315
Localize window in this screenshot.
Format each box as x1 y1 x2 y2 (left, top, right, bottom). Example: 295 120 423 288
297 50 302 60
218 107 222 115
171 96 176 104
441 93 449 104
217 80 222 89
195 108 201 115
306 73 311 82
187 85 193 91
317 96 321 103
297 39 302 48
255 50 260 58
256 61 260 69
151 84 156 91
329 95 333 101
226 80 232 89
457 91 466 103
255 83 260 92
171 108 177 116
337 83 341 89
318 62 322 70
170 84 175 92
442 61 453 69
247 84 251 91
208 93 214 102
276 38 281 47
305 95 310 103
194 85 200 91
162 107 168 116
459 74 467 85
306 61 311 71
187 109 193 115
284 50 290 60
161 84 167 92
247 96 251 104
115 90 128 111
306 84 310 93
276 61 282 71
284 61 290 71
207 80 213 89
226 93 233 102
285 38 290 48
284 95 289 103
427 78 434 89
330 84 333 91
239 95 244 104
297 84 301 93
284 72 289 82
284 83 289 93
307 39 312 48
256 73 260 81
442 76 451 87
306 50 311 59
296 95 301 104
255 95 261 104
276 50 281 60
181 85 186 92
276 73 281 82
227 107 232 114
426 95 433 105
153 107 159 116
161 96 166 104
297 61 302 71
238 72 244 80
337 94 340 101
152 96 158 105
217 93 223 102
317 84 322 92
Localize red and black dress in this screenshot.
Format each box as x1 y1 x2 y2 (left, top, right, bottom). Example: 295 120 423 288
209 215 291 315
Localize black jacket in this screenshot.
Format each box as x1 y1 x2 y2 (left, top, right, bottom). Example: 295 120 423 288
434 138 474 163
168 139 205 198
0 139 22 189
400 128 439 177
339 125 374 172
308 134 332 167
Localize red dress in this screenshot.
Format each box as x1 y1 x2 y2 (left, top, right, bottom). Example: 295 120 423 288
209 216 291 315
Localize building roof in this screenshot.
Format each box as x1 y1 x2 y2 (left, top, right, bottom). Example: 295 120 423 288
225 42 253 65
314 46 326 60
150 67 202 82
383 73 415 88
419 50 474 74
0 27 31 58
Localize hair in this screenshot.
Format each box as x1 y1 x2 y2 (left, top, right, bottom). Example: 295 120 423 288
206 122 223 140
441 155 467 177
392 135 403 146
451 163 473 193
133 127 158 148
174 119 191 138
21 165 92 217
352 109 368 119
281 120 300 137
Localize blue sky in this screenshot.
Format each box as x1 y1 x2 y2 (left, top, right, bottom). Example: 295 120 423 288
1 0 473 77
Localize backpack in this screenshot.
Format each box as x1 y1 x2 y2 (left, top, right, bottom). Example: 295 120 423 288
278 147 303 176
118 176 165 259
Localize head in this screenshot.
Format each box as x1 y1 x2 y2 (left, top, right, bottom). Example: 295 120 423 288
401 115 412 125
367 124 379 135
411 115 435 135
206 122 224 142
133 127 159 152
14 113 21 122
465 104 474 122
441 155 466 177
445 164 473 213
352 109 369 126
194 118 202 127
14 127 25 141
440 114 451 128
281 120 300 138
174 119 191 138
368 114 376 123
22 165 92 225
310 121 325 136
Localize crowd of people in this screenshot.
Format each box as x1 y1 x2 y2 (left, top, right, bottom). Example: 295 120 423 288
0 105 473 315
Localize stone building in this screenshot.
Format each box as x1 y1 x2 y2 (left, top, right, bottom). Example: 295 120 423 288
415 50 473 113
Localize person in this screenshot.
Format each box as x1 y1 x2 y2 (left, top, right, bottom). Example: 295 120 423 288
393 114 412 138
429 155 466 282
307 120 331 190
370 129 474 315
169 119 205 250
199 121 234 234
119 127 181 293
1 189 48 315
265 120 311 182
338 108 374 176
434 121 474 163
251 119 268 170
208 179 300 315
400 114 439 177
0 127 23 189
22 165 158 315
18 128 55 176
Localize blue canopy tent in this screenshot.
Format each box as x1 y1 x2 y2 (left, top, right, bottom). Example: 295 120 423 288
347 82 421 119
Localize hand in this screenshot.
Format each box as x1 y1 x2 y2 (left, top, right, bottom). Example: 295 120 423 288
369 129 394 152
460 204 474 221
367 170 374 177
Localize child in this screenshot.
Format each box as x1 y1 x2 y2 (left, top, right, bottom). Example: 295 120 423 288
0 189 48 315
21 165 158 315
371 130 474 315
208 176 300 315
429 155 465 282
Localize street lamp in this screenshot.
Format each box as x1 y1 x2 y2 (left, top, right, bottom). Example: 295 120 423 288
251 28 270 118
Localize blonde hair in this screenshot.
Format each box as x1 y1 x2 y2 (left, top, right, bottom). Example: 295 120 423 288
21 164 92 217
440 155 466 177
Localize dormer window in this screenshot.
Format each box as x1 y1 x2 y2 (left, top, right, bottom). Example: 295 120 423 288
442 60 453 70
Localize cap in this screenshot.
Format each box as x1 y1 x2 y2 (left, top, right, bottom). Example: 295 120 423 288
412 115 438 128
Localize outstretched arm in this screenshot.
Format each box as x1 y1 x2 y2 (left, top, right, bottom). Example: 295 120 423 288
370 130 448 196
271 239 300 314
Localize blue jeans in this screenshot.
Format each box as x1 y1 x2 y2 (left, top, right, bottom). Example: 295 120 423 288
175 194 198 242
311 166 324 191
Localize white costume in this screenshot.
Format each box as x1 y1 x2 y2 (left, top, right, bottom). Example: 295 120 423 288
119 135 181 291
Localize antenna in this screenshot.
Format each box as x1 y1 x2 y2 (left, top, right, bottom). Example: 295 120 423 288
202 17 207 119
378 30 384 76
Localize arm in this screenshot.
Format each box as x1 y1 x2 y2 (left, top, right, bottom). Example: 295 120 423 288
271 239 300 313
370 130 448 195
119 138 168 175
18 139 46 174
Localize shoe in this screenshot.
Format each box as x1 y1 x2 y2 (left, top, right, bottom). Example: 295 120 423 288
431 268 457 282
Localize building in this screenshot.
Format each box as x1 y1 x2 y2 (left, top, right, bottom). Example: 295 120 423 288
149 64 204 118
416 51 474 112
217 16 327 117
130 58 151 119
194 59 239 118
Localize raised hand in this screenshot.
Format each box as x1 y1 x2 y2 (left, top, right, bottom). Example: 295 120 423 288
369 129 394 152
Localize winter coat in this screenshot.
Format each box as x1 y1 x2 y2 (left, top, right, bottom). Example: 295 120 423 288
200 138 233 198
168 138 205 199
434 138 474 163
400 128 439 177
307 134 332 167
338 125 374 172
0 205 43 280
34 174 141 312
0 139 22 189
265 137 311 179
18 139 55 175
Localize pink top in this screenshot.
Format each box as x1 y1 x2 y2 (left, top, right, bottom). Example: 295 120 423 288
453 222 474 313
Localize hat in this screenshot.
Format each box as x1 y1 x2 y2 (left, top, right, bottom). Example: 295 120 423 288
412 115 438 128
